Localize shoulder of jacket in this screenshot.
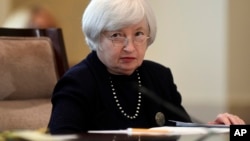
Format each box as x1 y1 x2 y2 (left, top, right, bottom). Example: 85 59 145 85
142 60 170 71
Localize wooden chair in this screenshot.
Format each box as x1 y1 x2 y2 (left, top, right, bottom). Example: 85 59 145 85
0 28 69 130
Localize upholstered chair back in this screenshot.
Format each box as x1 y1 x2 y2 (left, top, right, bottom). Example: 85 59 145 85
0 28 69 130
0 37 57 100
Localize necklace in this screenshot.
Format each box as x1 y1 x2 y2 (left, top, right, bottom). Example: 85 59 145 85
109 70 142 119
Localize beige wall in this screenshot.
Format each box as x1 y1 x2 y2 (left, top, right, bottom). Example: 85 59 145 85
147 0 228 122
146 0 250 123
0 0 11 25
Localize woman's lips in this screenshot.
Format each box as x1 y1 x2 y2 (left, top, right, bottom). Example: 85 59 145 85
120 57 135 63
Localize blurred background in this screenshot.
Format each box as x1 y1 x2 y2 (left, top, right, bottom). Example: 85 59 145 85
0 0 89 67
0 0 249 124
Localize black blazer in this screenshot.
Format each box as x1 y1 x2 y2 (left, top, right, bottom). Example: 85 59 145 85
48 51 191 134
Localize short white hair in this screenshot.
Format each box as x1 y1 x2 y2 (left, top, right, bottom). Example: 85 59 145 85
82 0 157 50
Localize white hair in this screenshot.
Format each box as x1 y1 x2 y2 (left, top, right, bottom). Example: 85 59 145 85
82 0 157 50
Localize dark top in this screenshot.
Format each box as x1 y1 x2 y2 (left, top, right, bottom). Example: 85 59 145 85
48 51 191 134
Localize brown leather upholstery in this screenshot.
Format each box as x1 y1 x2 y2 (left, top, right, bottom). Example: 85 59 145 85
0 28 69 130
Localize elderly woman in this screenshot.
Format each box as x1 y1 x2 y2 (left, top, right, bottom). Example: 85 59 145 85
48 0 245 134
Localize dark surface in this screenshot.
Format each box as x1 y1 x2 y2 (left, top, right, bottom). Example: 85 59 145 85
68 133 229 141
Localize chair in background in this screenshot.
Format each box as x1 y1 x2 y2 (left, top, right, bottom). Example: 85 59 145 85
0 28 69 130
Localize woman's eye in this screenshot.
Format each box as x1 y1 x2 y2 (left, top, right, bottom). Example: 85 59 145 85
110 33 123 38
135 31 145 37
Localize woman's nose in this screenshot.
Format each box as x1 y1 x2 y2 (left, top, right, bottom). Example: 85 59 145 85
123 38 136 52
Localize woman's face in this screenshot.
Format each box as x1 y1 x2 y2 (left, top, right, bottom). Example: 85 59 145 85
97 19 149 75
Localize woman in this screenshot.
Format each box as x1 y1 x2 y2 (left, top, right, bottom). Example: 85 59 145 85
48 0 245 134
